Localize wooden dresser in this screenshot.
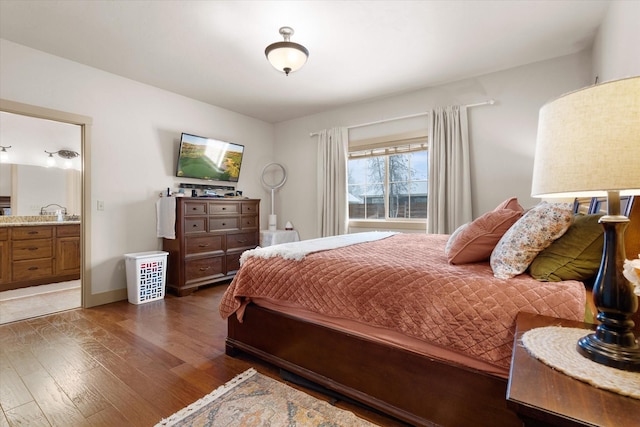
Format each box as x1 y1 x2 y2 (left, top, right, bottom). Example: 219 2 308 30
163 198 260 296
0 223 81 292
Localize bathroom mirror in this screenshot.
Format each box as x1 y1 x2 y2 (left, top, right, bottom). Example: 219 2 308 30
0 111 81 216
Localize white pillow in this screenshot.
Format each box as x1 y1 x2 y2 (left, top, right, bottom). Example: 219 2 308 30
490 202 574 279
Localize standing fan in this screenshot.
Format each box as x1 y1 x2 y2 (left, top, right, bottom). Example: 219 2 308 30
261 162 287 231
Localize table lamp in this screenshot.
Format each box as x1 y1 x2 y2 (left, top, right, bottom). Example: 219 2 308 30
531 76 640 371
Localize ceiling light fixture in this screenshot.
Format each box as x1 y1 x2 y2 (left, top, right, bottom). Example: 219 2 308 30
0 145 10 163
265 26 309 76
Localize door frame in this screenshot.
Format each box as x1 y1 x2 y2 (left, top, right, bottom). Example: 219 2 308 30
0 99 92 308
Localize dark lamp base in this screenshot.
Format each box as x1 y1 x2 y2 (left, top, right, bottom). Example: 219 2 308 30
577 333 640 372
578 193 639 373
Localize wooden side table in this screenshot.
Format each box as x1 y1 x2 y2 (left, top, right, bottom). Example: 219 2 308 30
507 312 640 427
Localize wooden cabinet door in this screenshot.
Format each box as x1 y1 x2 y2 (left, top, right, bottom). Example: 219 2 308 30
0 239 9 284
56 236 80 276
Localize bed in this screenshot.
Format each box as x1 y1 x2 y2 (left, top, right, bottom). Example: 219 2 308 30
221 197 640 427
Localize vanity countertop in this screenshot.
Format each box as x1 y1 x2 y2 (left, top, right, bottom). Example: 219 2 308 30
0 216 80 227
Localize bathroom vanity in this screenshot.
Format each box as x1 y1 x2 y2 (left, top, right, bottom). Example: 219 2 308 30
0 221 80 291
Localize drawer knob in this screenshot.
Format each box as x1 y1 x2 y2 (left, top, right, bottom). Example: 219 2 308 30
237 239 247 243
193 224 198 227
28 247 38 251
28 231 38 235
28 266 39 271
222 223 226 226
198 244 210 247
199 266 210 271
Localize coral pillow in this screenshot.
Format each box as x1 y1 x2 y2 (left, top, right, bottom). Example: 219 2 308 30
529 214 604 282
446 209 523 264
493 196 523 212
490 202 574 279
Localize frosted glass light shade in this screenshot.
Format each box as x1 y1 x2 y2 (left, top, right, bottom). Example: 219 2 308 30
265 42 308 75
265 27 309 76
531 76 640 198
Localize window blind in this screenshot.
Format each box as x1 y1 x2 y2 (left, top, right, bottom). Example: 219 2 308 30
348 142 427 159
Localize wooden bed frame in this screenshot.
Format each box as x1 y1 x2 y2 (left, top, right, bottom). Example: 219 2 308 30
225 197 640 427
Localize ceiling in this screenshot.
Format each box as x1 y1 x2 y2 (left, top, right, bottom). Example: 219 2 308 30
0 1 609 124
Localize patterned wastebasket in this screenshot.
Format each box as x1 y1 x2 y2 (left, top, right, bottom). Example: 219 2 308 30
124 251 168 304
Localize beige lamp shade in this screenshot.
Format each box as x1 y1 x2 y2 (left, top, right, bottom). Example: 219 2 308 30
531 76 640 198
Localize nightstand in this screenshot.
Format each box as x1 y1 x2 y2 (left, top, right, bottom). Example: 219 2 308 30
259 229 300 247
507 312 640 427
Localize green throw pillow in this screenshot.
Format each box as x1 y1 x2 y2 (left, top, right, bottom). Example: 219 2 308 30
529 214 604 282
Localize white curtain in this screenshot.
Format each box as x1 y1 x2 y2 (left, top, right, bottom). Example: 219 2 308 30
427 105 472 234
316 127 348 237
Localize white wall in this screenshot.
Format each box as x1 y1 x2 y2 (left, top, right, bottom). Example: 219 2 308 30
592 0 640 82
0 39 275 302
274 51 592 240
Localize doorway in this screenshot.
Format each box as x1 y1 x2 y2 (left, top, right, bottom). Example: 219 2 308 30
0 280 80 324
0 99 91 323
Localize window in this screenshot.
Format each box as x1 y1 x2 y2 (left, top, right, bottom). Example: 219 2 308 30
348 142 428 221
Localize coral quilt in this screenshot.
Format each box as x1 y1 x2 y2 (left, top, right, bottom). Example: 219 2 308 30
220 233 586 369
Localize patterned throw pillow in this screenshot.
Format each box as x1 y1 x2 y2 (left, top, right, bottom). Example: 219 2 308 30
490 202 574 279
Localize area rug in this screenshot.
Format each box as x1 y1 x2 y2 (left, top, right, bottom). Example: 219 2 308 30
155 368 379 426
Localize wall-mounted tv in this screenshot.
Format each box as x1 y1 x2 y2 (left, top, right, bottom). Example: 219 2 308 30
176 133 244 182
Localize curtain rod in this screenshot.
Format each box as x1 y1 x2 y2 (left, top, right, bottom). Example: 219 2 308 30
309 99 495 137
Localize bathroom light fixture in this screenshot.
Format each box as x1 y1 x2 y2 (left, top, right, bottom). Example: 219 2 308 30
0 145 10 163
45 149 79 168
45 150 56 167
265 26 309 76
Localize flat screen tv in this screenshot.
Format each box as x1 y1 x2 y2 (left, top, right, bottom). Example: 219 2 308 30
176 133 244 182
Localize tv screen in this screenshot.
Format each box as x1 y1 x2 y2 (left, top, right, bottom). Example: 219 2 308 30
176 133 244 182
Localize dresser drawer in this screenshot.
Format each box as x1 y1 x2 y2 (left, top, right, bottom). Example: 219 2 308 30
185 234 224 255
12 226 53 240
241 202 258 214
227 232 258 250
13 258 54 281
184 217 207 233
226 252 242 274
209 217 239 231
183 201 208 216
0 228 8 240
185 256 224 283
209 203 239 215
12 239 53 261
56 224 80 237
240 215 258 230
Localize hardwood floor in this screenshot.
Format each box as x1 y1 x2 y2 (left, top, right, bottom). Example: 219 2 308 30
0 283 408 426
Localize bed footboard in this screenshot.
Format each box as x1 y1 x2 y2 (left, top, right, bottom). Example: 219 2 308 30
226 304 521 427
